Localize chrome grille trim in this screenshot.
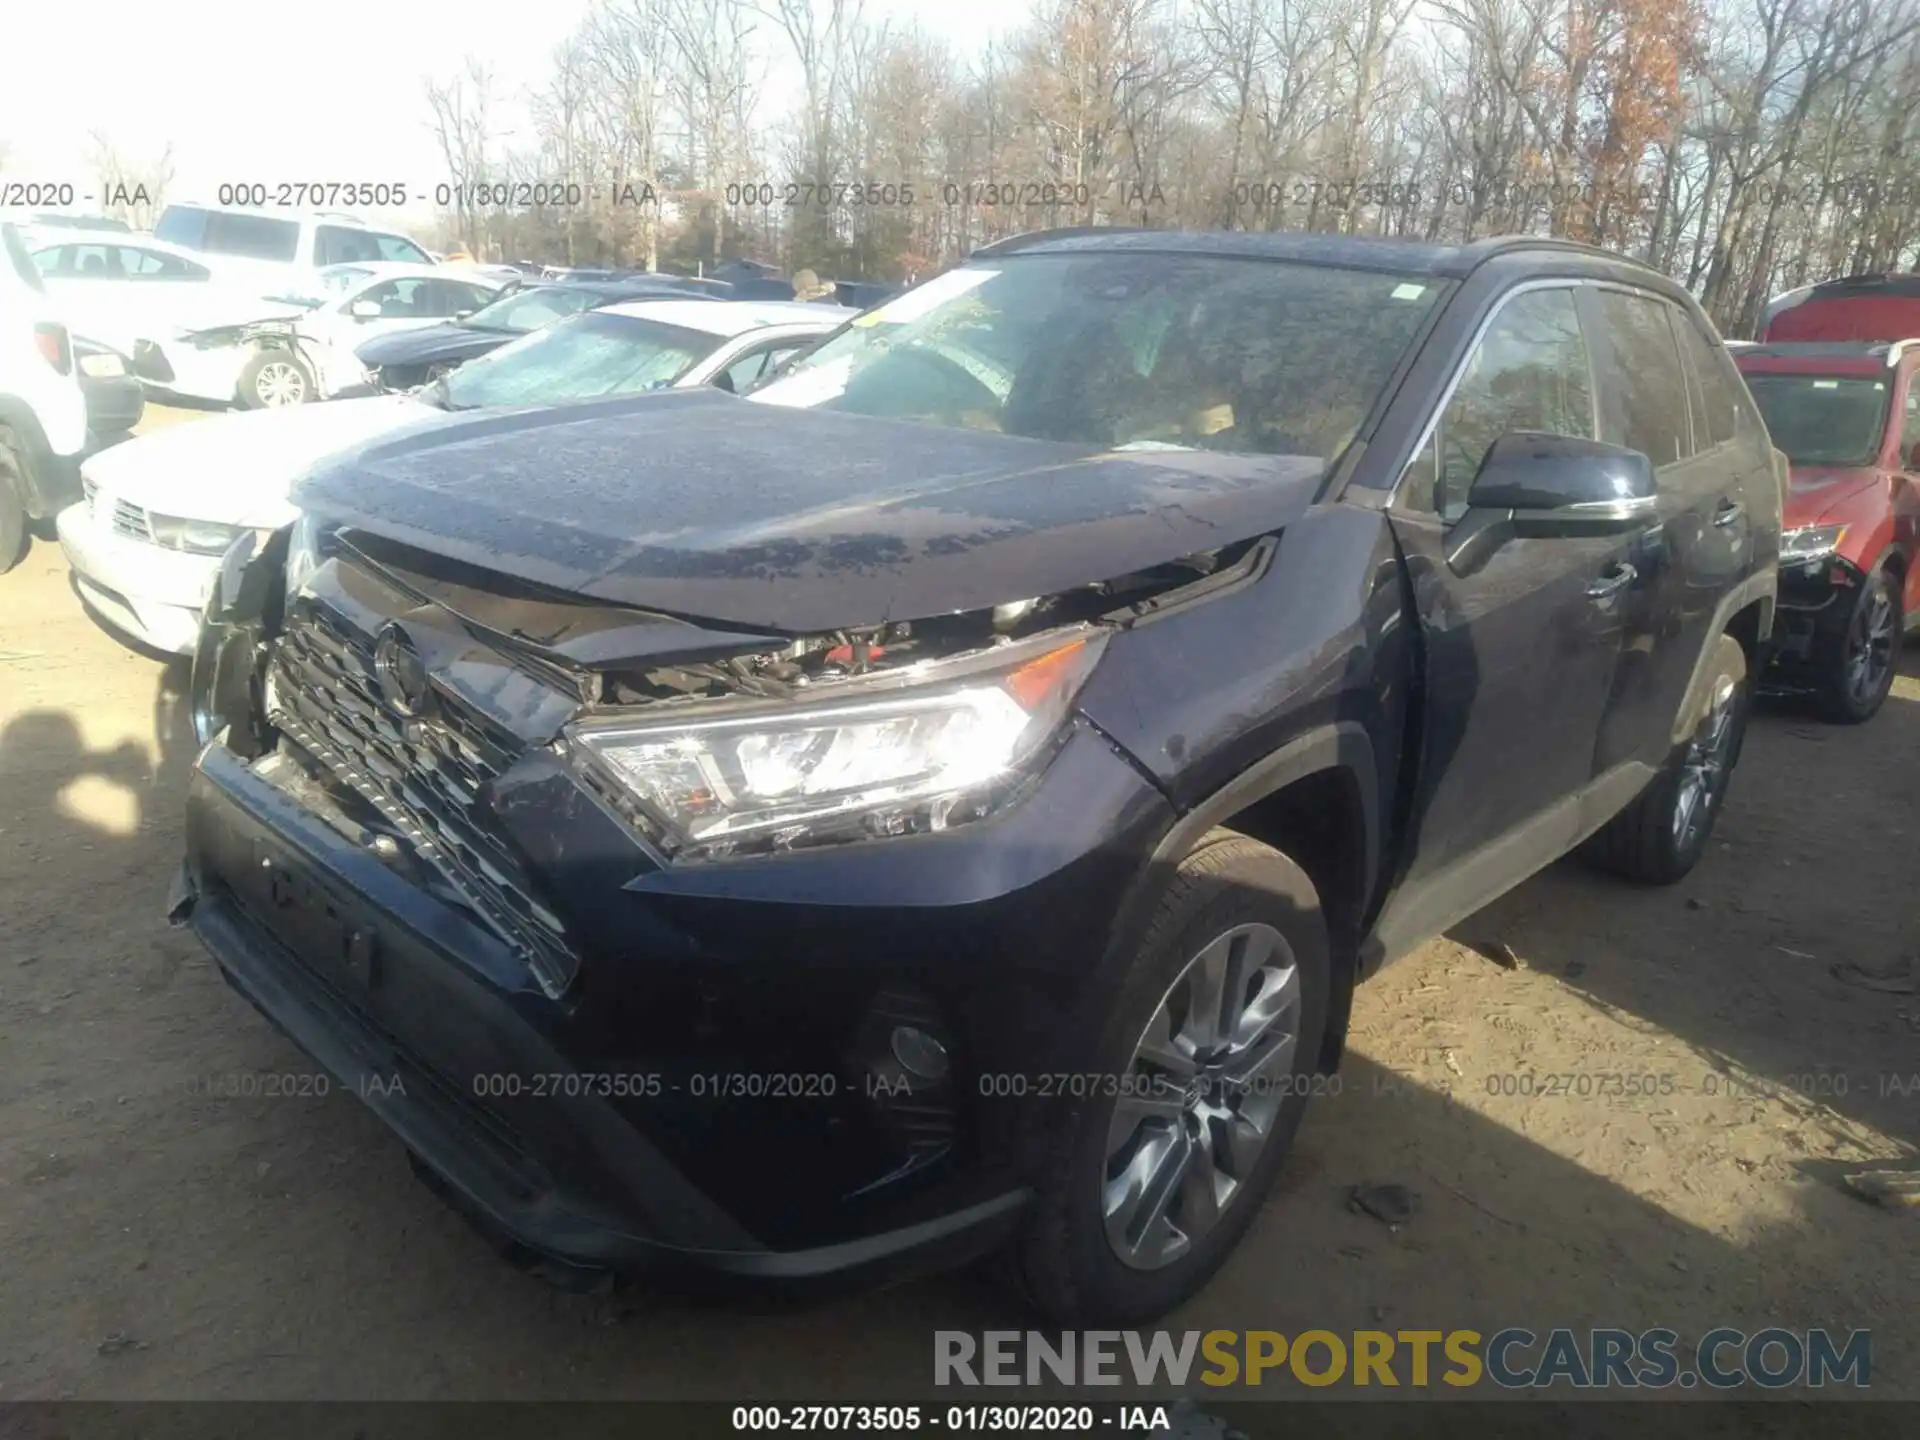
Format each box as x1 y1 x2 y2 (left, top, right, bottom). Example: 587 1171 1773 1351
269 601 578 998
111 499 152 542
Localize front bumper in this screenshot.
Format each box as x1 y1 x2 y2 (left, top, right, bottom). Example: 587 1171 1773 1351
177 711 1172 1282
57 500 219 654
135 339 246 406
1767 554 1862 669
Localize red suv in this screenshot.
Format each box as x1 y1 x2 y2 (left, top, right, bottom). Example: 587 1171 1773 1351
1735 339 1919 720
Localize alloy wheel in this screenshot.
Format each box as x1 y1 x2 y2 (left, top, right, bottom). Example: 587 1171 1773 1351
1844 582 1896 708
256 361 307 406
1672 672 1739 850
1102 922 1301 1271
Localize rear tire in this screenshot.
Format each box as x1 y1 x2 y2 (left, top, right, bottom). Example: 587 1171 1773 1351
1011 832 1331 1323
1816 564 1901 724
238 349 313 409
1581 633 1749 885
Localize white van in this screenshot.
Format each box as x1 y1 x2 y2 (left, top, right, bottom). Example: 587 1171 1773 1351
150 204 434 288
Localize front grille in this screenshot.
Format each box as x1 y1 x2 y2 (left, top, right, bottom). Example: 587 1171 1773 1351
269 600 580 997
111 499 151 542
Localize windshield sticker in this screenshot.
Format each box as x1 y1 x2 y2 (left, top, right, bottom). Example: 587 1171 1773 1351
852 268 999 328
1391 282 1427 301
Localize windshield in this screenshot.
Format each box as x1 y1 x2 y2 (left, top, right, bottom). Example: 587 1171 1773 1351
439 310 727 409
748 253 1450 457
463 286 596 333
1743 372 1889 467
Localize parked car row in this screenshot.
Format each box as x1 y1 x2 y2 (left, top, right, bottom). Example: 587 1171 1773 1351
12 216 1907 1325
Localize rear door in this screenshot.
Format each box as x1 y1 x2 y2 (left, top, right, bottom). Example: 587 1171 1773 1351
1585 286 1746 775
1372 281 1641 954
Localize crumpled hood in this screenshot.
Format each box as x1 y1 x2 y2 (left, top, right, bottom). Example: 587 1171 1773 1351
83 395 451 528
1785 465 1881 529
294 389 1327 634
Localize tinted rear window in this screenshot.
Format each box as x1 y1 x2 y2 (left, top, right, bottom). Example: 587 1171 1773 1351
169 208 300 262
152 205 208 248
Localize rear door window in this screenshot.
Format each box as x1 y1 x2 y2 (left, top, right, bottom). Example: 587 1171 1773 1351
1672 319 1743 447
121 247 209 280
1590 290 1692 466
203 212 300 262
68 245 119 279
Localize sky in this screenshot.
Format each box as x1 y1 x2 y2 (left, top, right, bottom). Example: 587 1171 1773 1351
2 0 1031 231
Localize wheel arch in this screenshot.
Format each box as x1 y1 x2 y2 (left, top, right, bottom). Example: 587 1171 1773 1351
1672 568 1774 745
1116 723 1380 1075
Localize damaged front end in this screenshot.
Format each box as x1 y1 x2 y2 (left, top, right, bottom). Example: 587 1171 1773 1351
174 515 1268 1266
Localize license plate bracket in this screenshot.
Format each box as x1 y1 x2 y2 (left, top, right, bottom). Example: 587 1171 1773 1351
252 838 381 991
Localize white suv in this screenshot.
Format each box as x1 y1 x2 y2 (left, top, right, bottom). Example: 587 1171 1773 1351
0 222 90 575
150 204 434 288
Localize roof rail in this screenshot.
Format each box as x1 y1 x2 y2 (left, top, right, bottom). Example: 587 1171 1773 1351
1458 233 1636 265
971 226 1149 256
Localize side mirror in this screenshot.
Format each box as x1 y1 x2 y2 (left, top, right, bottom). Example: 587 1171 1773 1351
1447 432 1656 574
349 299 382 319
1467 431 1656 531
454 310 475 320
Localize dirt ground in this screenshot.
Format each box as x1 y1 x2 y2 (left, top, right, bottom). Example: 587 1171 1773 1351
1 403 1916 1403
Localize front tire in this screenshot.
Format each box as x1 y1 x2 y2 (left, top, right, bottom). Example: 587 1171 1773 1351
0 431 29 576
1581 632 1749 885
238 349 313 409
1013 832 1331 1323
1817 564 1901 724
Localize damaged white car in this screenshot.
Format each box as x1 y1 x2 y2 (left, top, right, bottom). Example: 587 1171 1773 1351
130 263 503 410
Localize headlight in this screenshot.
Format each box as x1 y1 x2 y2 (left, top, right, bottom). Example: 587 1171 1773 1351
147 513 257 556
567 628 1108 861
1781 524 1847 563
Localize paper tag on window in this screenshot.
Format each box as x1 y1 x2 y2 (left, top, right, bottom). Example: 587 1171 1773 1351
1391 283 1427 301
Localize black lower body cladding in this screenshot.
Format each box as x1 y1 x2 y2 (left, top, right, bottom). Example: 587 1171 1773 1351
178 557 1179 1283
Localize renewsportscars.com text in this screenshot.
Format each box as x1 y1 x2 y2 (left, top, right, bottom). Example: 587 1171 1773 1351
934 1328 1871 1390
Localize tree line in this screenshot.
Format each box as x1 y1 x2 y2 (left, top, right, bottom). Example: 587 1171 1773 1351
423 0 1920 338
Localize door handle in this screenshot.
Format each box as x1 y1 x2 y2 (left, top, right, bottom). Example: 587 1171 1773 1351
1587 563 1637 600
1713 500 1745 528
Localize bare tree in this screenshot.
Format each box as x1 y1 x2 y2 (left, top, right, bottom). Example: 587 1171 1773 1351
87 133 173 228
424 58 497 255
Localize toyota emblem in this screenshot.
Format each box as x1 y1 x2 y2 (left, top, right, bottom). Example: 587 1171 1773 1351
373 624 433 717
